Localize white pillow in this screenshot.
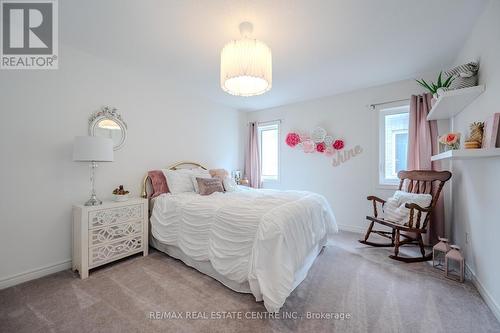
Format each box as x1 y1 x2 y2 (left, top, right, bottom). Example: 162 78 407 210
222 177 238 192
163 169 196 194
383 196 407 222
396 191 433 224
383 190 432 226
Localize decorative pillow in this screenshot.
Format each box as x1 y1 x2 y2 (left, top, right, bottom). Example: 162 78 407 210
148 170 169 198
209 169 229 181
383 196 407 222
383 191 432 225
222 177 238 192
190 169 211 193
163 169 196 194
196 177 224 195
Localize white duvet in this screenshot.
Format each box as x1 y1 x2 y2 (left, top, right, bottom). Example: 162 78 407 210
150 187 338 312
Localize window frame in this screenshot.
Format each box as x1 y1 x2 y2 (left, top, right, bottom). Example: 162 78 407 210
391 130 408 177
378 104 410 187
257 120 280 183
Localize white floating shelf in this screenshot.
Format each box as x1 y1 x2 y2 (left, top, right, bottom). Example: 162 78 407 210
427 85 486 121
431 148 500 161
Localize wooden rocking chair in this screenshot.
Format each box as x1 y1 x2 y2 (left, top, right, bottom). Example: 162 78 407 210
359 170 452 262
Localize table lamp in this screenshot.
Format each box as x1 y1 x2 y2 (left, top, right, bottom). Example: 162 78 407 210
73 136 114 206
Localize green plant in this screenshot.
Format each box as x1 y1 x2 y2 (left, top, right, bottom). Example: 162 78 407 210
416 71 455 95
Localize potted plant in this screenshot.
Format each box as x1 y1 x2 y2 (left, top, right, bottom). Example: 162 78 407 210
439 132 461 151
416 71 455 105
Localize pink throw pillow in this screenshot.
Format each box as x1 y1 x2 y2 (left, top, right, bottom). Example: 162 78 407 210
196 177 224 196
209 169 229 181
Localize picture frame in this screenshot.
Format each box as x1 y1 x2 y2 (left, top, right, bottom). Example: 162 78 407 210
231 170 242 183
482 113 500 148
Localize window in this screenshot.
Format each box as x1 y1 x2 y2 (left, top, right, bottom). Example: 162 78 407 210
258 121 280 182
379 105 409 185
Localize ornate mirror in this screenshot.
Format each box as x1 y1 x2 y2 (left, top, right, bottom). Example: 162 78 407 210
89 106 127 150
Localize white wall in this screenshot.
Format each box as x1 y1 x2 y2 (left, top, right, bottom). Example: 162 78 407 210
0 45 241 286
245 79 428 233
447 0 500 320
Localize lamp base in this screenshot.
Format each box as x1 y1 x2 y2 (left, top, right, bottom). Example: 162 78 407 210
84 161 102 206
84 194 102 206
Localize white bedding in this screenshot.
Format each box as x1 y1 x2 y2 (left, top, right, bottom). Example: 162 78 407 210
150 187 338 312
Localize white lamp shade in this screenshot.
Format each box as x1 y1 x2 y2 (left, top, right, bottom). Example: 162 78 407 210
73 136 114 162
220 38 272 96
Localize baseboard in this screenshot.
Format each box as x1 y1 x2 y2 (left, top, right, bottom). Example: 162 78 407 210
0 259 72 290
337 224 365 234
466 264 500 323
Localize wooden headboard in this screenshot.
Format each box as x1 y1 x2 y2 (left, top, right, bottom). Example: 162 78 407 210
141 161 208 198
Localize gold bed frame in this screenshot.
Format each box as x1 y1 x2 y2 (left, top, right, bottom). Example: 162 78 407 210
141 161 208 198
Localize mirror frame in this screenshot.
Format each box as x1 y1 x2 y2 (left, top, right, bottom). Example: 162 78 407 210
88 106 127 151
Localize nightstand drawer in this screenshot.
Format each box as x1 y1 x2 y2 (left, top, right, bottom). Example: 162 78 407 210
88 204 143 229
89 235 143 268
89 220 142 247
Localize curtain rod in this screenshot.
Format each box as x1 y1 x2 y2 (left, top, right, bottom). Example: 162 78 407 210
368 98 410 110
247 119 282 126
259 119 282 125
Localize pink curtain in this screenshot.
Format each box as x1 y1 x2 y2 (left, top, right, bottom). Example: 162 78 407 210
407 93 444 245
245 122 261 188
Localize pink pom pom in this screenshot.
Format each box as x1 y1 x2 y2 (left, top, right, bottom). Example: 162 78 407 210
333 140 344 150
302 140 315 153
316 142 326 153
285 132 301 147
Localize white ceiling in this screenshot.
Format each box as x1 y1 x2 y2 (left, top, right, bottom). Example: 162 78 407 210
61 0 487 111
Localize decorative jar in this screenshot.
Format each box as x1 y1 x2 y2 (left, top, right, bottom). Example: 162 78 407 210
445 245 465 283
432 237 450 271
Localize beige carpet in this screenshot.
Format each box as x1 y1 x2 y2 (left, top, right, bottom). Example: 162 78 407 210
1 231 499 333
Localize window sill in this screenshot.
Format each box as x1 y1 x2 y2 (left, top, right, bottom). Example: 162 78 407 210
262 179 280 185
377 183 399 190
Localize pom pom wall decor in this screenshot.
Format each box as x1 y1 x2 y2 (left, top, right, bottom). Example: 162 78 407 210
302 140 315 153
324 135 333 146
285 132 301 147
285 126 362 167
311 127 327 143
299 132 311 142
316 142 326 153
333 140 344 150
286 127 344 156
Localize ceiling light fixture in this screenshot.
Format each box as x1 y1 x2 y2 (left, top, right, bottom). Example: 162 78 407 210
220 22 272 97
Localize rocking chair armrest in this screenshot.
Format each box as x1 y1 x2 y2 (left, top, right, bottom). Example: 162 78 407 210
367 196 386 204
404 203 432 229
367 196 386 218
404 203 432 212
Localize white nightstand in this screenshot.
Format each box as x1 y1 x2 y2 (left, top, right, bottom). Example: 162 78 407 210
72 198 148 279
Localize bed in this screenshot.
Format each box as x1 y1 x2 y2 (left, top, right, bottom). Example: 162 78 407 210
142 162 338 312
